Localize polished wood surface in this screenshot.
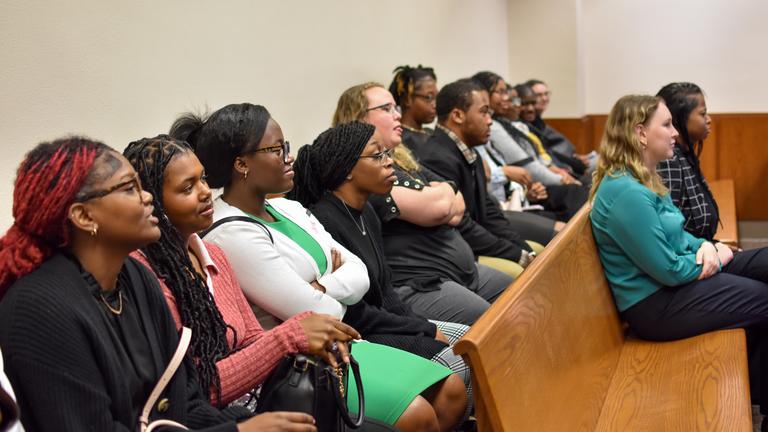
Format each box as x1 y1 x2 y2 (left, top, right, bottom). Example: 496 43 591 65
596 329 751 431
547 113 768 219
454 205 752 431
709 179 740 245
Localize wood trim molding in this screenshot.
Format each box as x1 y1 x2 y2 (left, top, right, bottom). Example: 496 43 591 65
546 114 768 220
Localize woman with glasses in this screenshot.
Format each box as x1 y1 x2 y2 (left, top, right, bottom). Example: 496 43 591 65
171 103 467 432
0 137 316 431
388 65 437 153
288 122 469 432
333 78 514 326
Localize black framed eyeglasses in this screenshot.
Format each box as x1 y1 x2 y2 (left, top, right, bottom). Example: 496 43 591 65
358 149 394 166
253 141 290 163
365 103 402 116
75 177 143 203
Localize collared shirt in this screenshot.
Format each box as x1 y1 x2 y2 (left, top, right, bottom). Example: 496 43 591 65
187 233 219 298
436 124 477 164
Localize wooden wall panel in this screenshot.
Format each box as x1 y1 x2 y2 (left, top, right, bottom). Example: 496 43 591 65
546 113 768 220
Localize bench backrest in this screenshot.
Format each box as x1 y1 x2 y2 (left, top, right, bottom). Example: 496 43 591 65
454 205 624 431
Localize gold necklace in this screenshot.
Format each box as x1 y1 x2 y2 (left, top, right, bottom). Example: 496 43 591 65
100 290 123 315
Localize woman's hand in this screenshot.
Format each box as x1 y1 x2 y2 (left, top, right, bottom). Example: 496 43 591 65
714 242 735 268
502 166 533 188
299 313 360 366
696 241 720 280
330 248 344 272
238 412 316 431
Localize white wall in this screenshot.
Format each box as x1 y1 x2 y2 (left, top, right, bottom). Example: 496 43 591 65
0 0 509 230
508 0 768 115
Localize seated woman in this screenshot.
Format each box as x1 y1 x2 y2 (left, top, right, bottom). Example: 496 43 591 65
589 95 768 431
333 76 513 325
124 135 360 408
170 104 467 432
0 137 314 431
656 82 719 240
388 65 436 152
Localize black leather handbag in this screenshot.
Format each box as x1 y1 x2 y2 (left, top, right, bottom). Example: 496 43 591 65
257 352 364 431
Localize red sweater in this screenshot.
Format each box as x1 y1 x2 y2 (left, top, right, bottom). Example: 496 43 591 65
132 241 310 405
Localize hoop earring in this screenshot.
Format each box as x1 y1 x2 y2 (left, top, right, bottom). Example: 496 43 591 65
90 225 98 237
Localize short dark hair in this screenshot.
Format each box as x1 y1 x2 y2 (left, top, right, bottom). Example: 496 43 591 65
169 103 271 188
525 79 546 88
436 79 485 123
515 83 535 98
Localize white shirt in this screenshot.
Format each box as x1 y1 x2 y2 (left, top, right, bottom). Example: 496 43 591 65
204 197 370 329
1 348 23 432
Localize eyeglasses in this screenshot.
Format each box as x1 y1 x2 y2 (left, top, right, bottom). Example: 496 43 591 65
358 149 394 166
253 141 290 163
510 97 522 107
412 93 436 104
75 177 144 203
365 103 402 116
521 100 537 107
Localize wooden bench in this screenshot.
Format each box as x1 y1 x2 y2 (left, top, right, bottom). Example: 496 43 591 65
454 205 752 431
710 179 740 246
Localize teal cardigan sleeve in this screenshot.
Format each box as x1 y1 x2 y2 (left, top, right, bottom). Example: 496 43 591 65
605 188 702 286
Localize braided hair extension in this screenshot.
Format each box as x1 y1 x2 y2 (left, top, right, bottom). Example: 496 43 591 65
170 104 272 189
286 122 375 209
0 137 113 297
657 82 706 157
123 134 236 406
388 65 437 108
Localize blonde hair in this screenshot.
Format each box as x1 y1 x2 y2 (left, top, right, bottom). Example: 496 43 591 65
332 81 422 174
590 94 668 201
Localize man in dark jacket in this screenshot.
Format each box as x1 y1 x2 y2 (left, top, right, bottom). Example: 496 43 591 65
410 78 535 269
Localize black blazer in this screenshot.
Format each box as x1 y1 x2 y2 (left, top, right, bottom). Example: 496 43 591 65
409 127 531 261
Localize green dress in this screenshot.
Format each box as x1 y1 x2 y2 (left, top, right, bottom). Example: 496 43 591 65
255 203 453 424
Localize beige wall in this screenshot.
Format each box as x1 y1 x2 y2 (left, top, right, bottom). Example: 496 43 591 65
0 0 509 230
508 0 768 115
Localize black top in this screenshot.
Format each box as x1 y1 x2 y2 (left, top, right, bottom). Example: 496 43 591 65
401 127 432 155
410 127 531 261
310 193 446 359
369 163 478 291
0 254 250 431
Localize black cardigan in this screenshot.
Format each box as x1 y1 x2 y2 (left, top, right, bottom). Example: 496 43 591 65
410 127 531 261
310 194 446 359
0 254 250 431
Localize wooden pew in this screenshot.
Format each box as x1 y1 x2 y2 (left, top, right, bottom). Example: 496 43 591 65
710 179 740 246
454 205 752 431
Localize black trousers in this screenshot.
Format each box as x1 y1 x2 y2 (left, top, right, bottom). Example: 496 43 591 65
535 184 588 222
622 247 768 412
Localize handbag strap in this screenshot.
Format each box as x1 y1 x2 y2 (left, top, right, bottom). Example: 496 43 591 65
139 327 192 429
330 356 365 428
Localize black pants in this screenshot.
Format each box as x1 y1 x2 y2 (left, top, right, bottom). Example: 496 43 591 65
622 247 768 412
534 184 588 222
503 210 556 245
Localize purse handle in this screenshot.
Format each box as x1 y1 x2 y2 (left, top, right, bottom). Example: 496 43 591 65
139 327 192 432
329 356 365 428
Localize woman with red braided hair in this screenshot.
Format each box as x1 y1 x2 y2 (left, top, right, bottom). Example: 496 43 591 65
0 137 317 431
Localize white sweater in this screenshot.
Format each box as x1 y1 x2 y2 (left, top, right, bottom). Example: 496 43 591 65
204 197 370 329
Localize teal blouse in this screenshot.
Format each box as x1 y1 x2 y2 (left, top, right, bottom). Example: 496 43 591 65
590 172 707 311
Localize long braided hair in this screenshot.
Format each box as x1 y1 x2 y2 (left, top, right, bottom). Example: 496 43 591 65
0 137 113 297
124 134 235 406
657 82 706 156
287 122 375 209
